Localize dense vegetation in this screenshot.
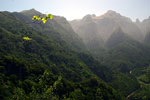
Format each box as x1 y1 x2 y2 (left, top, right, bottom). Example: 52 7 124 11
0 10 125 100
84 27 150 97
1 9 150 100
0 55 123 100
71 12 150 99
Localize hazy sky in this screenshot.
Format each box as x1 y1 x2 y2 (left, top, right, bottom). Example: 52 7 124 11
0 0 150 21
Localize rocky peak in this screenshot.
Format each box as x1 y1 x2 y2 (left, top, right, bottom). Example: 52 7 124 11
21 8 42 17
136 18 140 23
104 10 121 17
82 14 93 22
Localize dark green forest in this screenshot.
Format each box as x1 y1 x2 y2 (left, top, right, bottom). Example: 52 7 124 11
0 9 150 100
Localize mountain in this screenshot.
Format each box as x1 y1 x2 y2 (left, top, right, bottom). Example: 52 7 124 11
70 10 144 42
144 31 150 46
70 10 150 70
0 9 124 99
106 27 129 48
71 14 104 51
102 27 150 96
1 9 150 100
135 16 150 38
70 10 150 99
20 9 86 51
71 12 150 97
104 34 150 71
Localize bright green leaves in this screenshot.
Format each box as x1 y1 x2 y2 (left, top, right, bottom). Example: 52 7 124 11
32 16 38 20
32 14 53 24
23 37 32 40
47 14 53 19
42 18 47 24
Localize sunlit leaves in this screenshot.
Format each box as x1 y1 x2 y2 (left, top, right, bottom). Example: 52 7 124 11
32 14 53 24
47 14 54 19
32 16 38 20
23 37 32 40
42 18 47 24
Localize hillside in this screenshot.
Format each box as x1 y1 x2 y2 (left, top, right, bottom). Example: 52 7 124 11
1 9 150 100
144 32 150 46
70 11 150 99
0 10 124 99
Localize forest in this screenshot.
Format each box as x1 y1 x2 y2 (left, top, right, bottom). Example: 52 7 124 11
0 8 150 100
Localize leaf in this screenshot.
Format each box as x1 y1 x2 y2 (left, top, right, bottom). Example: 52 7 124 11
32 14 53 24
32 16 37 20
42 18 45 21
48 14 53 19
23 37 32 40
37 17 41 21
43 20 47 24
44 16 48 20
49 15 53 19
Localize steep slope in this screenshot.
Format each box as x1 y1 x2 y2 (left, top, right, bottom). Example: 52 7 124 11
70 14 105 58
71 15 104 51
104 28 150 70
70 11 150 98
106 27 129 48
101 28 143 96
15 9 86 51
0 9 113 82
144 32 150 46
0 10 124 99
135 16 150 37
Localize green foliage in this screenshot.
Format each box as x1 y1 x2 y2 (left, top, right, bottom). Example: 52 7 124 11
89 32 150 97
0 58 124 100
138 75 150 83
129 85 150 100
135 67 150 84
110 72 140 96
0 10 124 100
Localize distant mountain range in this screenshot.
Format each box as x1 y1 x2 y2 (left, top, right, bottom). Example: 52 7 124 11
70 10 150 45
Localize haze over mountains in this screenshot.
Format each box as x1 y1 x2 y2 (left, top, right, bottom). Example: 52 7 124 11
69 10 150 99
70 10 150 45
